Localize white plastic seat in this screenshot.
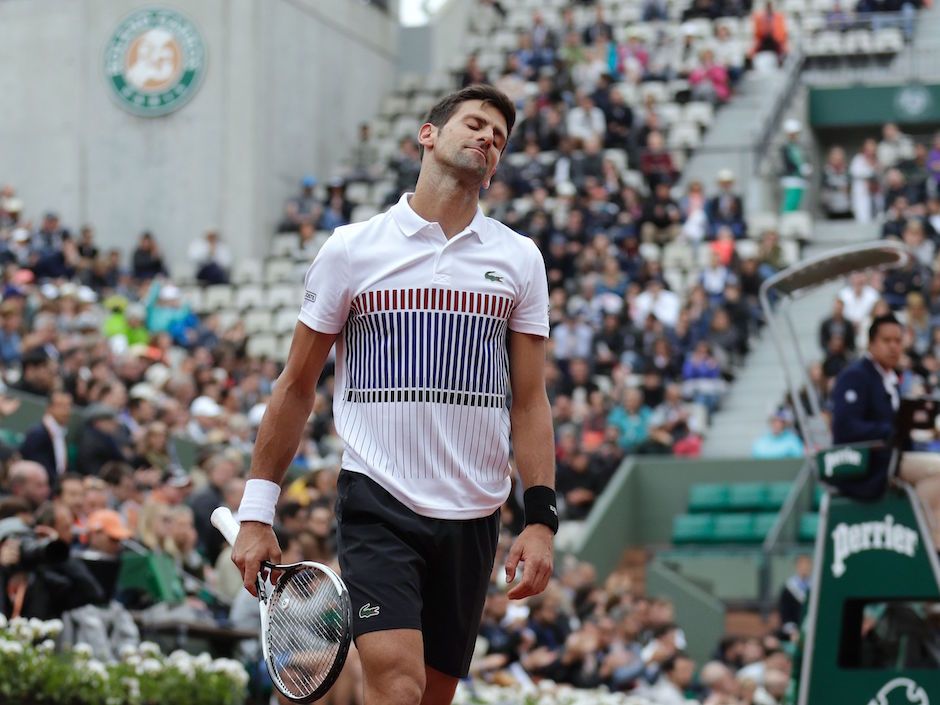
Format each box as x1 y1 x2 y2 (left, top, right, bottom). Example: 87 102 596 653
246 333 280 360
843 29 874 55
749 212 779 236
779 211 813 240
266 284 301 310
271 233 298 257
683 102 714 128
243 309 273 335
265 258 297 285
873 28 904 54
203 284 234 311
273 308 300 335
232 259 263 284
667 122 701 151
235 284 265 312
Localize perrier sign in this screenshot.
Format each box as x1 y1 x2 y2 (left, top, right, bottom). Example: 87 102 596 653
104 8 206 117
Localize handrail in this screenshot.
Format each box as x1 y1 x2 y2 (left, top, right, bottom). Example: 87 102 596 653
752 47 806 177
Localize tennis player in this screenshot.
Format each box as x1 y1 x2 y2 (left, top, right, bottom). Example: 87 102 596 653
233 84 556 705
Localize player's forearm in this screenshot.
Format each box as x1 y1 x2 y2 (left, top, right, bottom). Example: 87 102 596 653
248 383 316 485
510 395 556 489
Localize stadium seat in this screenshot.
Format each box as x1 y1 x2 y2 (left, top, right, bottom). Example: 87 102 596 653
843 29 874 55
779 211 813 240
688 483 730 513
271 233 298 257
668 122 702 151
234 284 264 312
749 212 779 235
767 482 793 509
243 309 273 335
683 102 714 129
272 307 299 335
215 308 240 331
799 513 819 543
658 102 682 127
232 259 263 284
727 483 771 512
754 512 779 541
246 333 279 360
873 28 904 54
266 284 300 310
735 239 760 260
713 514 757 543
673 514 715 544
265 258 298 284
203 284 234 311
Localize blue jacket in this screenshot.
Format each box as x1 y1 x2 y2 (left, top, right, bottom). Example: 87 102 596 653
830 356 896 498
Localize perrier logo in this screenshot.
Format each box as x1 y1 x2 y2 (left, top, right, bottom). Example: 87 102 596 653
104 8 206 117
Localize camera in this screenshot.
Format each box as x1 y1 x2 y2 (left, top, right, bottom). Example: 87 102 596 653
0 517 69 570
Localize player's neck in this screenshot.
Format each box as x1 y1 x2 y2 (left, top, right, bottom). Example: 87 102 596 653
410 171 480 240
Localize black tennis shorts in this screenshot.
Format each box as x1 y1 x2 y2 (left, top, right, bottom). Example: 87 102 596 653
335 469 500 678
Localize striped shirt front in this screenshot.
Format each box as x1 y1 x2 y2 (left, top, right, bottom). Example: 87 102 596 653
298 193 549 519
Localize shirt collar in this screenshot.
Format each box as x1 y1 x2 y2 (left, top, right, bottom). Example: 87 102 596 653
866 353 899 385
390 193 488 243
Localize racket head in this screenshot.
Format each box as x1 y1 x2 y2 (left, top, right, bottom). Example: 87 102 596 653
260 560 352 703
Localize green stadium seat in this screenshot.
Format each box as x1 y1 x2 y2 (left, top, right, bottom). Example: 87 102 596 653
813 485 825 510
767 482 792 510
754 512 778 540
713 514 757 543
672 514 715 544
799 513 819 543
728 483 770 512
688 484 730 513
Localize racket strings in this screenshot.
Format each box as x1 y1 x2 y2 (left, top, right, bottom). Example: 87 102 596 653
266 567 348 699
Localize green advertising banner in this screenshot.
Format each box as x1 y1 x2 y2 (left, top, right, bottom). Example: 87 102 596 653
809 84 940 127
798 485 940 705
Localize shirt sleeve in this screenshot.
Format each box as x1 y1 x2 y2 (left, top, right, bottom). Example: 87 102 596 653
509 239 550 338
298 233 352 334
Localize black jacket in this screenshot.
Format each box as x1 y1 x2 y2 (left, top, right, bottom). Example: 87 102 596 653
19 422 61 487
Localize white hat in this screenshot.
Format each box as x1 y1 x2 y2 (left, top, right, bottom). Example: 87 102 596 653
717 168 735 182
11 228 30 243
190 395 222 418
144 363 171 389
40 284 59 299
783 118 802 134
77 286 97 304
159 284 181 301
130 383 159 402
1 197 23 213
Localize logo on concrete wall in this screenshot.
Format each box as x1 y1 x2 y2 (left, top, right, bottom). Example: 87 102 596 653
894 85 932 121
104 8 206 117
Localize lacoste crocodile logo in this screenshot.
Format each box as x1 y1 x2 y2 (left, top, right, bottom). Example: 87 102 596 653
358 603 380 619
485 270 503 282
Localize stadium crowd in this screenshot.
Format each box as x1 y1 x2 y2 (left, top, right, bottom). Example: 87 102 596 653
1 0 932 702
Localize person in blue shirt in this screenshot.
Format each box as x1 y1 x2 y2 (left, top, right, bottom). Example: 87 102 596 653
607 388 651 453
752 409 804 459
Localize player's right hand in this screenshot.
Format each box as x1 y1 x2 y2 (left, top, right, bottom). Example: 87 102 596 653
232 521 281 597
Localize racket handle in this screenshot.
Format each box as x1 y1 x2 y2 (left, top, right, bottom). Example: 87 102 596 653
211 506 240 546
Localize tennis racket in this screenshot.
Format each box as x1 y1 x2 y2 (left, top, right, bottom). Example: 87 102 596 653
211 507 352 703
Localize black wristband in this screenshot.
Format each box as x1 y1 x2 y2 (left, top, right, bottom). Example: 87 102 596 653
524 485 559 534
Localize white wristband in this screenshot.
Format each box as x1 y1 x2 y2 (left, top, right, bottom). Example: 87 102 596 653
238 479 281 525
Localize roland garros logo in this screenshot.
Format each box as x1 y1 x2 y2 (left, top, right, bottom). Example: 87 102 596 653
104 7 206 117
831 514 919 578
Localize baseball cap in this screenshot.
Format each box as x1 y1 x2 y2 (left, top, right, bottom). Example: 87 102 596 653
301 175 317 188
190 395 222 418
129 383 159 402
11 228 30 243
86 509 132 541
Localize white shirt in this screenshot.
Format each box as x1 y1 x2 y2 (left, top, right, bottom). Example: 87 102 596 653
299 193 550 519
633 288 681 328
837 285 880 325
42 414 67 477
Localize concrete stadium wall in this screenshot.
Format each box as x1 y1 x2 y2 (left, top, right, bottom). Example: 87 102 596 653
0 0 399 275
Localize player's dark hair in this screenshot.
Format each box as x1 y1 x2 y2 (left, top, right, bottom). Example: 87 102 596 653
868 313 901 343
420 84 516 159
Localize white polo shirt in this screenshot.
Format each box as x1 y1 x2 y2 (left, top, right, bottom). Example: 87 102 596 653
299 193 550 520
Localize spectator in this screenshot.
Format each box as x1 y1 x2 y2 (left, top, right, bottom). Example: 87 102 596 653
779 119 811 213
279 176 321 232
640 653 696 705
567 92 607 145
877 122 916 170
557 450 602 520
777 555 812 640
821 146 852 218
5 460 52 510
689 49 731 105
752 410 803 459
347 123 381 183
640 131 679 191
634 279 682 328
0 300 23 366
850 138 881 223
130 232 168 280
749 1 788 61
75 405 126 477
188 230 232 286
819 298 857 354
838 272 880 327
19 390 73 488
928 131 940 194
10 347 58 398
608 388 651 453
706 170 747 239
822 333 851 379
682 341 725 414
641 181 682 246
188 452 242 564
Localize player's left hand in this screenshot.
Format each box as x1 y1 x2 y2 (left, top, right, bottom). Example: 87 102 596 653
505 524 554 600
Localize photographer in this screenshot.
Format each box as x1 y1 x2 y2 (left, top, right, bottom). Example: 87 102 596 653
0 504 101 620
